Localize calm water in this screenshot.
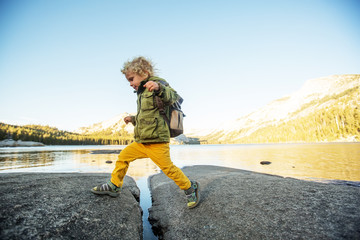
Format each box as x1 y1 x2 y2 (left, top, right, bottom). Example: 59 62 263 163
1 143 359 182
1 143 359 239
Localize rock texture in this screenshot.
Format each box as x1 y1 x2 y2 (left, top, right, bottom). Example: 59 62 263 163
0 173 142 240
149 165 360 240
171 134 200 145
0 139 45 147
90 149 122 154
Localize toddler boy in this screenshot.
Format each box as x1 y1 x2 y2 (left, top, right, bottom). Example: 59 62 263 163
91 56 200 209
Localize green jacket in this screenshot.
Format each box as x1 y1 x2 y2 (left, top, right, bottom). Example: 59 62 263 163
131 76 179 143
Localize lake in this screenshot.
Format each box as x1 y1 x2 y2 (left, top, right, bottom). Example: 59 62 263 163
1 143 359 239
1 143 359 182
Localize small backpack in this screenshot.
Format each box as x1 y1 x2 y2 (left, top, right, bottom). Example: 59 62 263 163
155 95 185 138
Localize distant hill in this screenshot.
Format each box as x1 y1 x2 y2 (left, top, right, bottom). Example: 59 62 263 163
76 74 359 144
189 74 360 143
76 113 134 136
76 113 200 144
0 123 132 145
0 123 101 145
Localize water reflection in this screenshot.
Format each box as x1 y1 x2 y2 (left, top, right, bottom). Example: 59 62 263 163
0 147 160 180
0 151 56 170
0 143 359 182
170 143 360 182
72 152 160 180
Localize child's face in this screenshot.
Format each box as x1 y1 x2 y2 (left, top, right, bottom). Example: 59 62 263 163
125 71 148 91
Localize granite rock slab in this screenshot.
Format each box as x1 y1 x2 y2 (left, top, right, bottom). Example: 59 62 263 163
0 173 142 240
149 165 360 240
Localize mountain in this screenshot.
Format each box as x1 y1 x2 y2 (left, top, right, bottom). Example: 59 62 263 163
191 74 360 143
76 113 200 144
77 74 359 144
76 113 134 135
0 123 116 145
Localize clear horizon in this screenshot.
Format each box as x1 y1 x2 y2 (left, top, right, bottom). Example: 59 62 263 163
1 0 359 131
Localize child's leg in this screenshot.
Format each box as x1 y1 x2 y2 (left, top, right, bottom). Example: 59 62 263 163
111 142 147 187
145 143 191 190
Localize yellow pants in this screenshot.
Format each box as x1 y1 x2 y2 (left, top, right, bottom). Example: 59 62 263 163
111 142 191 190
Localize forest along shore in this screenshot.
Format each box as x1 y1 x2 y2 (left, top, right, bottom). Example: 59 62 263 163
1 166 359 239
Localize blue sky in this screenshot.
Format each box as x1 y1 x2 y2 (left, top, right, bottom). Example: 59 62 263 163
1 0 359 131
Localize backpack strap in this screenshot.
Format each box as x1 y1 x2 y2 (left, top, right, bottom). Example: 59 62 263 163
155 96 171 126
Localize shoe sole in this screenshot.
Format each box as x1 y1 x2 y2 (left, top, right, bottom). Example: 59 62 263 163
91 189 119 198
188 181 200 209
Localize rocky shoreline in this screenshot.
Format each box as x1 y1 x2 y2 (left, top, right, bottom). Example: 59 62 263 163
1 166 359 239
149 166 360 239
0 139 45 147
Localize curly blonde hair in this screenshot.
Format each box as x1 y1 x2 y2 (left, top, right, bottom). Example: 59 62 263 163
121 56 156 77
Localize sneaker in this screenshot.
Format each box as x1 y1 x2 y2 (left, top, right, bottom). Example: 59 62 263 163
184 181 200 209
91 181 120 197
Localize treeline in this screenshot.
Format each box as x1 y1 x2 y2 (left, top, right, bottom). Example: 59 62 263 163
203 88 360 144
0 123 134 145
235 103 360 143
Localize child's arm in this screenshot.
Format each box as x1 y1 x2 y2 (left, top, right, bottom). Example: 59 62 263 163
144 81 178 105
143 81 159 92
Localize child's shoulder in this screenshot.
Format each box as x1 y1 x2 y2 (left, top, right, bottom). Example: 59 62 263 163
149 76 169 86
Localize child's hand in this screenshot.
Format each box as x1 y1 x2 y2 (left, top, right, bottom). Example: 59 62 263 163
143 81 159 92
124 116 132 124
